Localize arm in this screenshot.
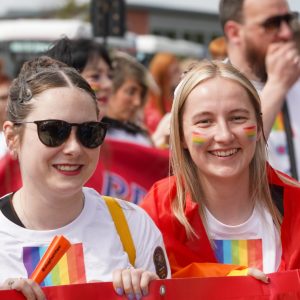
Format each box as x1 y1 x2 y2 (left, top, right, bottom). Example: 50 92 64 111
261 41 300 137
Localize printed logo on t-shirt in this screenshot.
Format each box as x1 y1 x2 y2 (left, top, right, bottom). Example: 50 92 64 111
23 243 86 286
214 239 263 270
153 246 168 279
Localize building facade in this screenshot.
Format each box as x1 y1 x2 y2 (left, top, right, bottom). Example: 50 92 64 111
126 1 222 48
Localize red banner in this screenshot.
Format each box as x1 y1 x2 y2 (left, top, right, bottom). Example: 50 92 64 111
0 140 169 204
1 270 300 299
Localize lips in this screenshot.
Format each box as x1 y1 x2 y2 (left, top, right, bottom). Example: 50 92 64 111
97 96 108 104
209 148 239 157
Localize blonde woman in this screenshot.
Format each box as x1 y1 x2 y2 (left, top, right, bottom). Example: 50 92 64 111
141 60 300 279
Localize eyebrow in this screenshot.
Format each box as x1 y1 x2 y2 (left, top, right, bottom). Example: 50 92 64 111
229 108 251 114
192 108 250 119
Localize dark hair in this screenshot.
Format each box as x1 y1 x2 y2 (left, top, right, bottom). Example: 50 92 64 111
45 37 112 73
8 56 98 123
219 0 245 31
112 53 149 104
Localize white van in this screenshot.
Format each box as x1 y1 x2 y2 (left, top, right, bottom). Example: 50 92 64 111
0 19 92 76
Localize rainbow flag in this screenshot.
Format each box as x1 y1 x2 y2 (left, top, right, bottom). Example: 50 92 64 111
243 126 256 140
192 132 207 146
272 113 284 131
23 243 86 287
214 239 263 270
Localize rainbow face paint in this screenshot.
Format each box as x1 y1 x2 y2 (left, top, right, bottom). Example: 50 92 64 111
192 132 207 146
243 125 257 140
89 82 101 93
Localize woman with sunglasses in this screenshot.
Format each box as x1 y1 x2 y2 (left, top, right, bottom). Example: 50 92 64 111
0 56 170 299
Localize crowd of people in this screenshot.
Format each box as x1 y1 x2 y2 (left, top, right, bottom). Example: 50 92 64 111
0 0 300 299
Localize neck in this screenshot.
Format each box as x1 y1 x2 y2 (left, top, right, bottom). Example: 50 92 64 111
227 45 261 82
200 172 253 225
12 188 84 230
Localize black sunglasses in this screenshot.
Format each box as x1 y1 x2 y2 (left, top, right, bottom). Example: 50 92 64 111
14 119 107 148
260 12 299 32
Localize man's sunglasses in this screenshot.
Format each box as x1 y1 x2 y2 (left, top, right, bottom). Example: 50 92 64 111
260 12 299 32
14 119 107 148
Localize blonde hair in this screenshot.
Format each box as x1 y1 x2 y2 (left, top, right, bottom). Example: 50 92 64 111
170 60 283 238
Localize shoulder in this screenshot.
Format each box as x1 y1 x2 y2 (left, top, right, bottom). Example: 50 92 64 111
140 176 177 224
146 176 176 197
141 176 176 206
116 198 156 225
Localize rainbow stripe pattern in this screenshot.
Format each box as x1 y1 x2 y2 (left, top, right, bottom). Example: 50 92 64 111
23 243 86 287
272 113 284 131
192 132 207 146
89 82 101 93
214 239 263 270
243 126 257 140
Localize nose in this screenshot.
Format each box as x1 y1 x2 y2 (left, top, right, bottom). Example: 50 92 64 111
214 121 234 143
277 20 294 41
62 128 82 155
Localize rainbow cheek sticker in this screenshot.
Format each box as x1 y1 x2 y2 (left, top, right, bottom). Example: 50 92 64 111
192 132 207 146
243 125 257 141
89 83 101 93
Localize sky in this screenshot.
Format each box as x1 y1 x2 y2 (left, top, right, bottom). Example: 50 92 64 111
0 0 299 15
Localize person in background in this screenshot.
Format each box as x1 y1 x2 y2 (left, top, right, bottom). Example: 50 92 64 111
141 60 300 280
103 52 153 147
208 36 227 60
219 0 300 179
0 72 11 158
144 53 181 133
45 37 113 116
0 56 170 299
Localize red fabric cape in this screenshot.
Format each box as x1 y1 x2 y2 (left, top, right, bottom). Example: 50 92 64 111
140 166 300 277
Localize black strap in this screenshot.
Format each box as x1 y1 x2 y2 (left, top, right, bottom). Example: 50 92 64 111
0 194 25 227
281 101 298 180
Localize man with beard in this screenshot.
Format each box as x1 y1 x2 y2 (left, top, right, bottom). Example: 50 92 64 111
219 0 300 179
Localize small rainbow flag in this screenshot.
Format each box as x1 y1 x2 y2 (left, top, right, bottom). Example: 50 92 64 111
23 243 86 287
214 239 263 270
192 132 207 146
272 113 284 131
243 126 256 140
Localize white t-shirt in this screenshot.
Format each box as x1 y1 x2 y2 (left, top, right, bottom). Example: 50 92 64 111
204 203 281 274
0 187 170 286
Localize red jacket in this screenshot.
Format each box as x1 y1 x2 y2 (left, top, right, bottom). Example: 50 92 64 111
140 167 300 277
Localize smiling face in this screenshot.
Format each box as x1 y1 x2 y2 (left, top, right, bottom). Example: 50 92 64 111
81 56 112 114
16 86 100 198
107 78 144 122
182 76 259 181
